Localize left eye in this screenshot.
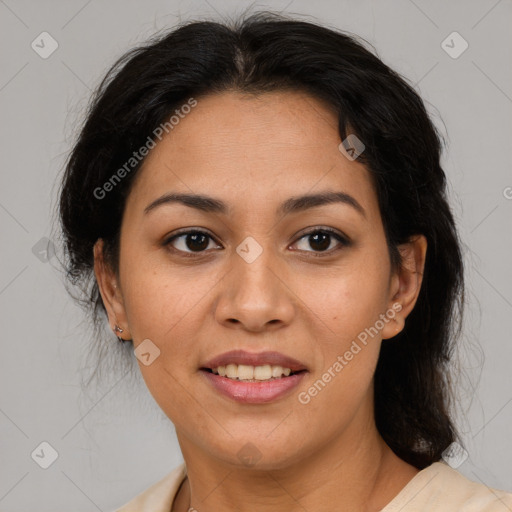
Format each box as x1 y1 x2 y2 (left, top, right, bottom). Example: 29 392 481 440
292 229 348 253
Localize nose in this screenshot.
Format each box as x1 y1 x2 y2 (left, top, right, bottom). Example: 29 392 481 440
214 245 295 333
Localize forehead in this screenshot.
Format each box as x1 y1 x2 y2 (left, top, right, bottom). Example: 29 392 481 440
125 90 378 220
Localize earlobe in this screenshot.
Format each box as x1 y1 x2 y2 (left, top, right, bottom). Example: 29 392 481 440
382 235 427 340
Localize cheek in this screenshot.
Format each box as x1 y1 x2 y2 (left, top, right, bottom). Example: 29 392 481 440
118 246 219 389
294 253 390 404
120 252 211 341
300 253 391 340
120 265 206 425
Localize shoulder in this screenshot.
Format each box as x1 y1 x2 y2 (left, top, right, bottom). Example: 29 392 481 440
114 462 187 512
383 462 512 511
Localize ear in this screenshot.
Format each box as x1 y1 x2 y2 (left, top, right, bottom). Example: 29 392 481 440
381 234 427 340
93 239 130 338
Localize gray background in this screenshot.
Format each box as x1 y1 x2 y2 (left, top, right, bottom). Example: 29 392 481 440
1 0 511 510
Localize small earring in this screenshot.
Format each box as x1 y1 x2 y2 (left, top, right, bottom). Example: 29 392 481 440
113 324 130 343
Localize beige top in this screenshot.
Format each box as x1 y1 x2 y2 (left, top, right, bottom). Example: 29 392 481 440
115 461 512 511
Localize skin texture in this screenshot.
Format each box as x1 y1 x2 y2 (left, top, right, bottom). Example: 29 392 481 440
94 90 427 512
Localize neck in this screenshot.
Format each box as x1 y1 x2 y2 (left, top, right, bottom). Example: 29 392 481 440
173 413 419 512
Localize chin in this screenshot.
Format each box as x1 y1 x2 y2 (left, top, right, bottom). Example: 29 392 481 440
207 433 310 472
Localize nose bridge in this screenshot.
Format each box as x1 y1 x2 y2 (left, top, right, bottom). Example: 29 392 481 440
233 234 281 303
237 239 276 289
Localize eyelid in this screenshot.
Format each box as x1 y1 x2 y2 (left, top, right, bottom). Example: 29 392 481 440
294 226 350 242
165 227 218 242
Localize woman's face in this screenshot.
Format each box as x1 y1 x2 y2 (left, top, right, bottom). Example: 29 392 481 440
95 90 425 469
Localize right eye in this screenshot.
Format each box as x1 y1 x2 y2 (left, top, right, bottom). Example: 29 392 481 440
163 230 222 256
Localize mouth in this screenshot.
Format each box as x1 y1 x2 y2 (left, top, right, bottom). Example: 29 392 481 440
199 350 308 403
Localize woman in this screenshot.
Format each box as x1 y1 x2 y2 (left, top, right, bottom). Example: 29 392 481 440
58 11 512 512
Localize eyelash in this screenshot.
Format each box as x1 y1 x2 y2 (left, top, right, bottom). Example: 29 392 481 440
163 227 351 258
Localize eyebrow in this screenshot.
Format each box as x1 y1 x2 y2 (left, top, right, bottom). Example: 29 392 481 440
144 191 366 218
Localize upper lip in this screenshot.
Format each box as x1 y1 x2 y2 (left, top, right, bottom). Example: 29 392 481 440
201 350 308 372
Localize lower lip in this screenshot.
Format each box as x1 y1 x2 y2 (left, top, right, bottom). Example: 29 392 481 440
200 370 307 404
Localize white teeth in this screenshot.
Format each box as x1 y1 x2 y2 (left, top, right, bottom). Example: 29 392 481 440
226 364 237 379
271 366 282 378
211 364 294 381
237 364 254 380
253 364 271 380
